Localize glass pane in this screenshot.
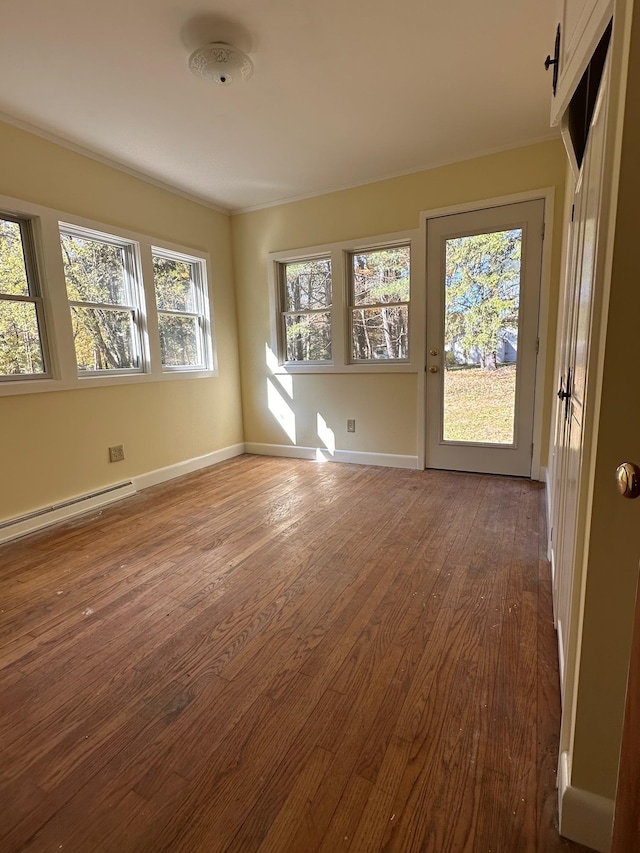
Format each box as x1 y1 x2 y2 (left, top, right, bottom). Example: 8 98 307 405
352 246 410 306
61 233 128 305
283 259 331 311
351 306 409 360
158 313 203 367
0 218 29 297
71 306 137 371
153 255 197 312
442 229 522 444
284 312 331 362
0 300 45 374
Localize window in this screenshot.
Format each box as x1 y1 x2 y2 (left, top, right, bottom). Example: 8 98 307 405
279 257 332 363
0 194 218 395
269 232 415 373
152 249 211 370
59 225 145 373
0 215 48 379
350 245 410 361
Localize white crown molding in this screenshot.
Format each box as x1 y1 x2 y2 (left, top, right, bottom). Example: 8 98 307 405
0 111 231 216
230 131 561 215
0 109 559 217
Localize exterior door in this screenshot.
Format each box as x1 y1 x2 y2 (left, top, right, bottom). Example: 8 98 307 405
425 200 544 476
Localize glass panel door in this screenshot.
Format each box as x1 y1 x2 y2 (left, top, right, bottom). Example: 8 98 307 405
442 228 523 445
425 200 544 477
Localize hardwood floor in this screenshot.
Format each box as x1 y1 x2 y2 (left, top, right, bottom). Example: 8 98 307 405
0 455 592 852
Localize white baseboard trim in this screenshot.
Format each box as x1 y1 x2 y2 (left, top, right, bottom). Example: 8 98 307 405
0 443 246 545
0 481 137 545
551 549 558 629
245 442 419 470
557 618 565 698
132 443 246 490
558 751 614 853
541 465 553 560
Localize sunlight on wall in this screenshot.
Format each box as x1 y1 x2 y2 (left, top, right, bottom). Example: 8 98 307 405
265 343 293 397
267 377 296 443
265 343 296 443
317 413 336 456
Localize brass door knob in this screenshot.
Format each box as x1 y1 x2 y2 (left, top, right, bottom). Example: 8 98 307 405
429 366 439 374
616 462 640 499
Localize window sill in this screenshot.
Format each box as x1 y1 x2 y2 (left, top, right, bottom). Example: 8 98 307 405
274 362 418 375
0 368 219 397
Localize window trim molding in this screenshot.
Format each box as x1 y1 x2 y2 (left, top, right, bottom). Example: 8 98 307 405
0 212 53 381
0 193 218 397
277 253 334 367
59 222 149 376
151 245 214 373
268 229 419 374
347 242 412 365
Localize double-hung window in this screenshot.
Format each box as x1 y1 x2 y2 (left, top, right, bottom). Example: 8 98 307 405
350 245 410 362
0 214 48 379
59 225 145 374
152 248 211 370
279 257 332 363
0 195 218 393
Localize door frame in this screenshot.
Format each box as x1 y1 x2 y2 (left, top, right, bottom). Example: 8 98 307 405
416 187 557 480
424 200 544 477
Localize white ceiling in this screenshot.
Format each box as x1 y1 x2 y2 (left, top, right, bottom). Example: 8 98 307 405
0 0 557 213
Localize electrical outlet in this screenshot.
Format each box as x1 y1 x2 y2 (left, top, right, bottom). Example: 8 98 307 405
109 444 125 463
347 419 356 433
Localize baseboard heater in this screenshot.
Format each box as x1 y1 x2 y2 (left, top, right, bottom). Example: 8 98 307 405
0 481 137 544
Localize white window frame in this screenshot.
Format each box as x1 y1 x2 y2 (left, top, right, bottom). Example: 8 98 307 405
59 222 148 376
268 229 419 374
0 212 52 381
0 193 217 397
151 246 213 372
348 243 411 365
276 254 333 366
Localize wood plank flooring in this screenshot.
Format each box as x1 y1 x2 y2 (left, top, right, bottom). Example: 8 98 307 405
0 455 592 852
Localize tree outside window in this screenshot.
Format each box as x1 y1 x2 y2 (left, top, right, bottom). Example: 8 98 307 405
152 250 210 370
0 216 47 378
444 229 522 371
280 258 332 363
350 246 410 361
60 228 143 373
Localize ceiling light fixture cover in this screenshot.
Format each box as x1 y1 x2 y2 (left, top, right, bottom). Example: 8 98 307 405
188 42 254 85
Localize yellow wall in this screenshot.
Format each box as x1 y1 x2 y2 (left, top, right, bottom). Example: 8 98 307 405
232 140 567 463
0 121 244 521
1 126 567 525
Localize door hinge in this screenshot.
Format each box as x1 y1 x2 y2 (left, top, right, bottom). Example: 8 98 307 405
542 222 546 241
536 337 540 354
532 441 535 456
571 203 575 222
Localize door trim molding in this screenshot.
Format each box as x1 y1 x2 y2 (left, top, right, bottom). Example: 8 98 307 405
417 188 555 478
558 751 614 853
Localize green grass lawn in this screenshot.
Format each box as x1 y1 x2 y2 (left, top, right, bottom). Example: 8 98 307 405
443 364 516 444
